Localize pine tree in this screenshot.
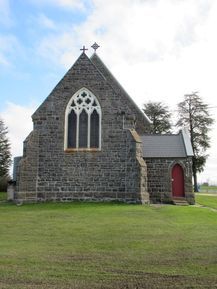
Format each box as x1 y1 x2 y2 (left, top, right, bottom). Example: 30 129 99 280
176 92 214 192
143 102 172 134
0 117 11 178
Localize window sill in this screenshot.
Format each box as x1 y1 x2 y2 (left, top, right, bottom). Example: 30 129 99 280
65 148 101 153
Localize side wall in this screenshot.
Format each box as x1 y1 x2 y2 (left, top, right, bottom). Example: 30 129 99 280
145 157 194 204
15 131 39 201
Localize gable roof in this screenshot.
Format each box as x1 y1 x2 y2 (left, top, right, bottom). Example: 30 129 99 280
32 52 106 119
141 130 194 158
181 128 194 156
90 53 151 125
32 51 151 130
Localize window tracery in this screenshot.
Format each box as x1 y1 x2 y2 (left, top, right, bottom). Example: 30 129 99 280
65 88 101 150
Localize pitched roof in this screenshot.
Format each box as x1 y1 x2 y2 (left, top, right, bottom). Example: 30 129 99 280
90 53 151 125
141 130 193 158
32 52 151 131
32 52 100 119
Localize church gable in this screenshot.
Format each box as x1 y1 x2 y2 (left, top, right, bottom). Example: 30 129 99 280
13 46 194 206
14 49 149 204
32 52 105 121
90 53 151 134
32 52 149 136
31 51 150 157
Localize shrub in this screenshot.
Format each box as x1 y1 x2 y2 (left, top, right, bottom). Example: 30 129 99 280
0 175 10 192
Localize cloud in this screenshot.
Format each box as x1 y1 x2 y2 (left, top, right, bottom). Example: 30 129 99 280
198 156 217 185
0 0 13 27
0 35 21 67
56 0 85 9
37 33 77 68
30 0 85 10
0 53 9 66
36 0 213 69
1 103 37 159
37 13 56 30
197 117 217 184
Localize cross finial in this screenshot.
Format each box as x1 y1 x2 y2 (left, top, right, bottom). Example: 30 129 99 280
91 42 100 53
80 45 88 54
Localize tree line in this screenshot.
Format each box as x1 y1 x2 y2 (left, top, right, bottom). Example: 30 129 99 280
0 92 214 193
0 118 11 191
143 92 214 192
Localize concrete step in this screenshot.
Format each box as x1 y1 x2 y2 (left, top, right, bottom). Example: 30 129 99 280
173 198 189 206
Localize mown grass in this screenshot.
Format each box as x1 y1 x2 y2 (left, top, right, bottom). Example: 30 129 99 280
0 192 7 201
0 197 217 288
196 194 217 210
200 185 217 190
199 185 217 193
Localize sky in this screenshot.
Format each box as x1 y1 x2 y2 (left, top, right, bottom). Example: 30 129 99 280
0 0 217 184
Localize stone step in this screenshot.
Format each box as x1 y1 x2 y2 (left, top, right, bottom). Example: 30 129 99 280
173 198 189 206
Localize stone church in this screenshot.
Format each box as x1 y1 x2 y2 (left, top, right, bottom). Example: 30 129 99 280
12 44 195 204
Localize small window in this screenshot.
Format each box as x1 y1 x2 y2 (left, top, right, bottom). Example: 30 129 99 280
65 88 101 150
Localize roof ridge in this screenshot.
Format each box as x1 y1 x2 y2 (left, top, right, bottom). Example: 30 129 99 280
90 53 151 125
32 52 107 119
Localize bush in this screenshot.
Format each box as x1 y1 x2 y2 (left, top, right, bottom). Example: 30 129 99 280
0 175 10 192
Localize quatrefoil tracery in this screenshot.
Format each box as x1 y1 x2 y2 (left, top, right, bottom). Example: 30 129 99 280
68 89 101 115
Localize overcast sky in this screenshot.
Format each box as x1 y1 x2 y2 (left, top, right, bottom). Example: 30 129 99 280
0 0 216 184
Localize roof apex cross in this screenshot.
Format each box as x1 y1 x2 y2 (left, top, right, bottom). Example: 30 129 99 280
80 45 88 53
91 42 100 52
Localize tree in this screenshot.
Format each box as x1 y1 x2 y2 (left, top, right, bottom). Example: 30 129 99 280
176 92 214 192
0 117 11 179
143 101 172 134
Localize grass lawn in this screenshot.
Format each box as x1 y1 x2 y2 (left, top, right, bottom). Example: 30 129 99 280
196 194 217 210
199 185 217 193
0 192 7 201
0 197 217 288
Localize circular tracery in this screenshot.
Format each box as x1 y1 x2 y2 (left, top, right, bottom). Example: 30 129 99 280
65 88 101 149
68 89 101 115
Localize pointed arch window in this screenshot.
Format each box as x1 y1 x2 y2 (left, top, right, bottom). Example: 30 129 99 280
65 88 101 150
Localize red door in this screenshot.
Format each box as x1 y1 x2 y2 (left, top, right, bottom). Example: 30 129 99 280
172 164 185 197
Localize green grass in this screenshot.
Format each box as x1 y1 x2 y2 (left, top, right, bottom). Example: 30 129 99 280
0 198 217 288
196 194 217 210
0 191 7 201
199 185 217 193
201 185 217 190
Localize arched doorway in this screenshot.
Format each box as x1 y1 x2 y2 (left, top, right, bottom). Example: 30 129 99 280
172 164 185 197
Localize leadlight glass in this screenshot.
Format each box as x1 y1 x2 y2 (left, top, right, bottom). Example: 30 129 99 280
79 110 88 147
90 110 99 148
65 88 101 150
68 110 77 148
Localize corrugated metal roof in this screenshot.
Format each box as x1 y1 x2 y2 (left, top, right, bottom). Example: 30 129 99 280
141 131 193 158
181 128 194 156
